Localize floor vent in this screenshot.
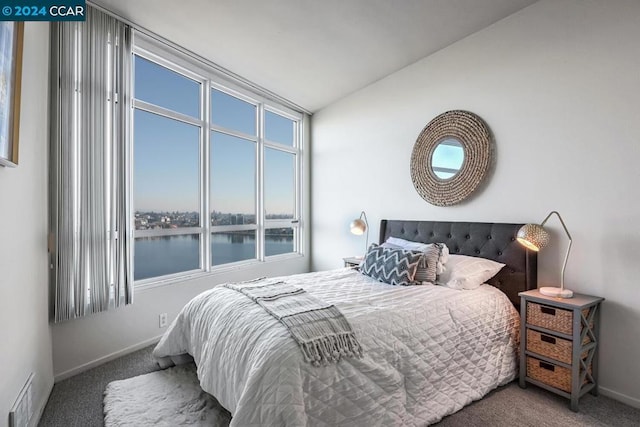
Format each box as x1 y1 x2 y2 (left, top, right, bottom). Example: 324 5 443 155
9 373 34 427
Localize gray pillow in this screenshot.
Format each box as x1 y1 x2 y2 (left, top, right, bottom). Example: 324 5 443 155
413 243 444 284
382 240 444 284
360 244 423 286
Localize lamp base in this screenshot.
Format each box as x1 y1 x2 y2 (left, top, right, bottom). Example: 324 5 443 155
539 286 574 298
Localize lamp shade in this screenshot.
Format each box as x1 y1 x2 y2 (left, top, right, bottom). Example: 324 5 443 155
516 223 550 252
350 211 370 257
350 218 367 235
516 211 573 298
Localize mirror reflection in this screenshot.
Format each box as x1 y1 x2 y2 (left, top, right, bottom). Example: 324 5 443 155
431 138 464 179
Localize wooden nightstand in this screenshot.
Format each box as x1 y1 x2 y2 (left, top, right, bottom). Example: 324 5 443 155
519 289 604 411
342 257 362 268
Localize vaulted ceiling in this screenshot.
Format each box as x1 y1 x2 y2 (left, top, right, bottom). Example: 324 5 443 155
94 0 538 112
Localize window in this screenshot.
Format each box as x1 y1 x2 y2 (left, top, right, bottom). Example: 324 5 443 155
50 6 304 321
133 40 303 285
133 54 204 281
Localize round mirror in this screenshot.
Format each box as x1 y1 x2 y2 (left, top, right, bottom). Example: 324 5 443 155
431 138 464 180
410 110 493 207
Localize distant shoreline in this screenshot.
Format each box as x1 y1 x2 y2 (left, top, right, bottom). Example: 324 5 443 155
136 231 294 240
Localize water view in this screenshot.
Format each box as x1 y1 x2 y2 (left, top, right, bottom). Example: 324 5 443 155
134 232 294 281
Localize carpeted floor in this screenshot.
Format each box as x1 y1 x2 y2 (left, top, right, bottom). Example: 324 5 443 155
40 345 161 427
435 382 639 427
40 344 640 426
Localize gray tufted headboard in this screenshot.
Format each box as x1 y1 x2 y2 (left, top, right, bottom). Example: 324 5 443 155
379 220 537 308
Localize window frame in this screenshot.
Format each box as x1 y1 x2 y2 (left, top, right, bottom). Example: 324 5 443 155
132 33 304 289
262 104 302 258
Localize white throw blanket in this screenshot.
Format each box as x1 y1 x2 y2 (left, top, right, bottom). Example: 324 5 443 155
223 280 362 366
154 268 519 426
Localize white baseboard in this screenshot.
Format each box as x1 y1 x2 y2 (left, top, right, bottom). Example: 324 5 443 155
54 335 163 382
599 386 640 409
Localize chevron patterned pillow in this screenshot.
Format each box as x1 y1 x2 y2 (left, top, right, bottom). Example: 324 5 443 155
360 244 424 286
381 240 445 284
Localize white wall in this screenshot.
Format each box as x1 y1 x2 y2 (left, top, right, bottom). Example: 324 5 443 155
311 0 640 407
0 23 53 427
51 256 310 377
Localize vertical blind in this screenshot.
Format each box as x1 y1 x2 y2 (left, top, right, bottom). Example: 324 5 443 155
50 6 133 322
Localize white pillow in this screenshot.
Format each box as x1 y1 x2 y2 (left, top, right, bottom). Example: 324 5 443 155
436 254 505 290
435 244 450 274
385 236 429 251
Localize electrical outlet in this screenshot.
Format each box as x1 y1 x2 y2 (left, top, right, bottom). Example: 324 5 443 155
159 313 168 328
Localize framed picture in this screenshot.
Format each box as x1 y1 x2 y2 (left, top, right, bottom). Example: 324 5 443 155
0 22 24 168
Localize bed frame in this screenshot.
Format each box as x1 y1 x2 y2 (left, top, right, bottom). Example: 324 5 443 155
379 220 537 308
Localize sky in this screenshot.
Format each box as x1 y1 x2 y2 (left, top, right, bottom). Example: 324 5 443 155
134 55 296 215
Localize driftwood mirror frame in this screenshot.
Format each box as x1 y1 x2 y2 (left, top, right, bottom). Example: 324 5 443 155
410 110 492 207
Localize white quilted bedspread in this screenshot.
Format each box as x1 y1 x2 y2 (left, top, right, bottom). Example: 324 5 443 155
153 268 520 426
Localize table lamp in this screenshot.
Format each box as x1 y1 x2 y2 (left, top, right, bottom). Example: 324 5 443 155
516 211 573 298
350 211 369 257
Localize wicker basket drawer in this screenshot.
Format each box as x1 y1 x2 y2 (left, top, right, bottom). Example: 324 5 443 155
526 329 590 364
527 356 591 393
526 356 591 393
526 329 573 364
527 356 573 393
526 302 590 335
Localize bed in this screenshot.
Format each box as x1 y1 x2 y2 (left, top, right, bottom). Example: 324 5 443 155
153 220 537 426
